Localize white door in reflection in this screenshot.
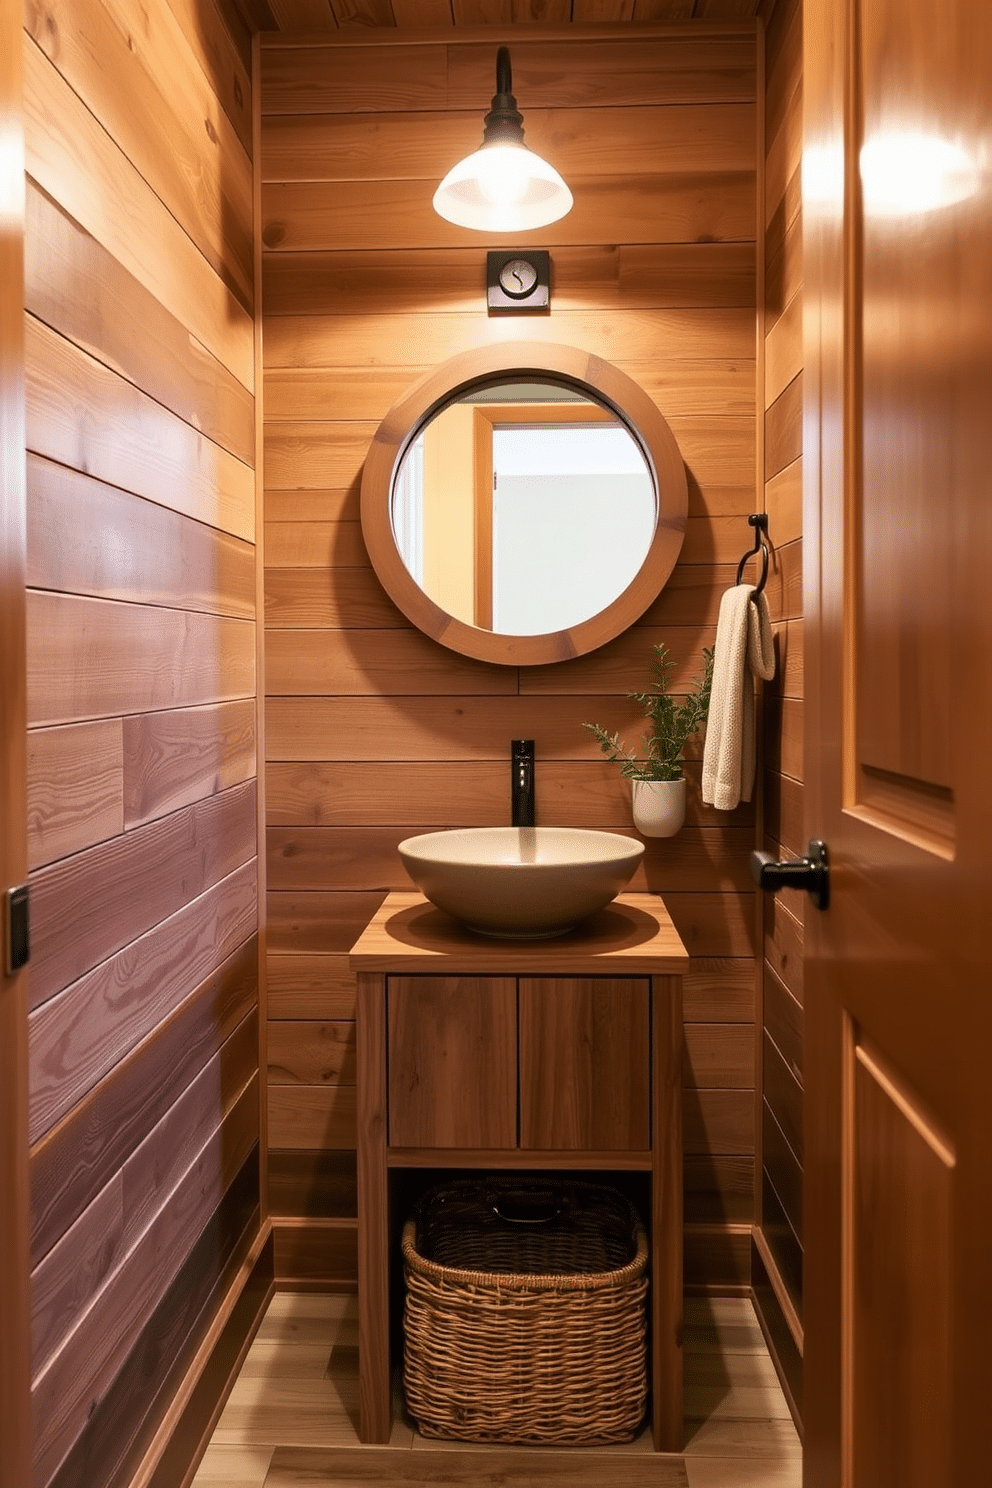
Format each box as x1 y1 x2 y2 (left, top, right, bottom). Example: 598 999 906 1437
491 423 655 634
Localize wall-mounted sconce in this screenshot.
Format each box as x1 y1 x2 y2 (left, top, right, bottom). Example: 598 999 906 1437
432 46 573 233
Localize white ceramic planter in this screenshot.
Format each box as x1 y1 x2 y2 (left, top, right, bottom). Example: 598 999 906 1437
631 777 686 838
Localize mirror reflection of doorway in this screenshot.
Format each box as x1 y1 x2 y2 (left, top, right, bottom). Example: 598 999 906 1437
392 387 656 635
490 420 655 634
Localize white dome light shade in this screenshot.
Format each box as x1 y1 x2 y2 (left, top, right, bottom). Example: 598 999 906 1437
433 45 573 234
433 143 573 232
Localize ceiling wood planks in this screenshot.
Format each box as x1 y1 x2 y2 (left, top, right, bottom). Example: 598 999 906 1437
255 0 762 33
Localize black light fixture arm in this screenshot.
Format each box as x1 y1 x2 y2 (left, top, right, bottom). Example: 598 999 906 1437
481 46 526 148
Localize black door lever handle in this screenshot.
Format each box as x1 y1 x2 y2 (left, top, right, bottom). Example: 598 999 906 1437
750 839 829 911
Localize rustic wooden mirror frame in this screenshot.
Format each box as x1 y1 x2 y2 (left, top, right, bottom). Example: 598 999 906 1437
360 342 688 665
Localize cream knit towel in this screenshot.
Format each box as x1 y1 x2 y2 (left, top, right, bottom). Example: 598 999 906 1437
702 584 776 810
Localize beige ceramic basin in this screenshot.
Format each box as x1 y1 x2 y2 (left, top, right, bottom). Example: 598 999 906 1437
397 826 645 938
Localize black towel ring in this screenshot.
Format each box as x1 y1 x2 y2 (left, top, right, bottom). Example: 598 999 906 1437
736 513 769 595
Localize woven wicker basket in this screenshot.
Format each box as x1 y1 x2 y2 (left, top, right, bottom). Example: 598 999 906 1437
401 1177 648 1445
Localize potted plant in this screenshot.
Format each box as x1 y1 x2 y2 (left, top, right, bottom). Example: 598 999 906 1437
583 642 715 836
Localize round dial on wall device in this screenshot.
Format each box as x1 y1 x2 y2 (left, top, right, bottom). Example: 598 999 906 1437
499 257 540 298
486 249 550 311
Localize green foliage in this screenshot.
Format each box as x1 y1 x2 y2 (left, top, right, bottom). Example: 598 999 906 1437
582 643 715 782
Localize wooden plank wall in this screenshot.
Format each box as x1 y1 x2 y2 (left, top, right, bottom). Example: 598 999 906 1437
261 26 759 1290
1 0 32 1479
755 0 804 1419
21 0 262 1482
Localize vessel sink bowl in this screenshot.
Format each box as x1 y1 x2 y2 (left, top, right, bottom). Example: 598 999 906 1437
397 826 645 938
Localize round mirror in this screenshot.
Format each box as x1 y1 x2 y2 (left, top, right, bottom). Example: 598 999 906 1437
360 343 688 665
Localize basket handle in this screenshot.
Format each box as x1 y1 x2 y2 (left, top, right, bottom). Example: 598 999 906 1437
492 1195 562 1225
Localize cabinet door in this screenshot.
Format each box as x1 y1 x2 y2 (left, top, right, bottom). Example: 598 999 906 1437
387 976 517 1148
519 978 651 1151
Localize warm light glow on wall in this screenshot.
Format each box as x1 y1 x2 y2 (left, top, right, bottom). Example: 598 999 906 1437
861 132 978 216
0 124 24 230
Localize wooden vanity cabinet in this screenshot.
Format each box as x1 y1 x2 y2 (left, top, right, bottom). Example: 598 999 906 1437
387 976 517 1148
350 892 689 1454
519 976 651 1150
387 974 651 1152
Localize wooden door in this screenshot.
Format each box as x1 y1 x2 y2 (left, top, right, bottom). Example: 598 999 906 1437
387 976 517 1149
803 1 992 1484
0 0 31 1475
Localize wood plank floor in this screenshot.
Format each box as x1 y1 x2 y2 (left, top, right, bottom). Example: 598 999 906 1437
192 1293 801 1488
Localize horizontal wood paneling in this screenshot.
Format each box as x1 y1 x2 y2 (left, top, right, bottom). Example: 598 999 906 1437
267 891 386 956
684 1155 754 1224
763 964 803 1084
44 1155 260 1488
683 1223 752 1290
24 0 260 1480
267 823 755 894
272 1217 357 1288
25 316 255 543
28 864 257 1141
266 625 515 697
774 617 803 698
24 41 254 391
765 534 803 621
31 1063 258 1378
262 103 756 182
763 691 803 781
27 592 255 728
261 34 757 112
31 1069 257 1488
262 307 756 370
758 0 804 1369
683 1089 754 1156
268 1021 356 1086
261 26 758 1288
264 691 721 761
260 241 758 316
262 174 755 253
765 454 802 544
765 195 802 327
29 781 256 1010
764 893 804 1004
25 0 254 309
262 356 755 418
122 701 257 829
262 417 753 509
763 56 801 228
152 0 253 147
263 760 745 831
764 370 802 478
266 952 358 1020
268 1085 358 1151
27 456 255 616
30 941 258 1265
684 1022 755 1089
267 1150 357 1218
682 958 755 1022
762 1097 802 1241
763 1029 802 1166
27 720 124 870
24 183 254 467
761 1169 802 1311
764 767 804 859
764 290 802 408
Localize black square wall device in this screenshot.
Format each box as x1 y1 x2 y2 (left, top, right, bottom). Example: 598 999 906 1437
487 250 550 311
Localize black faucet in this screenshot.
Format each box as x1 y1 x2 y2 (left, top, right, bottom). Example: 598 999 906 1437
511 739 535 827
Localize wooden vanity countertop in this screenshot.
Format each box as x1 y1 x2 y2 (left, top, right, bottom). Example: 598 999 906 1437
348 891 689 975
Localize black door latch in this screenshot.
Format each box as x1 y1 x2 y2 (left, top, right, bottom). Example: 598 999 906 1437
749 839 829 911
